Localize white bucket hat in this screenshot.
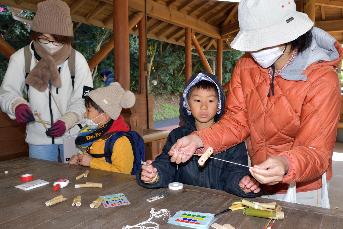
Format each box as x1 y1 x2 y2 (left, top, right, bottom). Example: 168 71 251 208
230 0 314 52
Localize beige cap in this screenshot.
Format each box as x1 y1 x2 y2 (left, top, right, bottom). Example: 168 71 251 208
32 0 73 37
88 82 136 120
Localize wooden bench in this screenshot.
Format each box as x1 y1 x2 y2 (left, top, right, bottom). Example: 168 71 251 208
0 112 28 161
142 128 170 160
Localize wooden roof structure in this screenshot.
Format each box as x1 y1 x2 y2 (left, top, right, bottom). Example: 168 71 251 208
2 0 343 49
2 0 235 50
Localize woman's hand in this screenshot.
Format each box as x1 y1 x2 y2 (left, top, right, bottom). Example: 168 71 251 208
140 160 158 183
249 156 289 185
168 134 204 164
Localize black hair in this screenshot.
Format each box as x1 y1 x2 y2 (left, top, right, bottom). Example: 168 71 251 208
84 96 104 113
290 28 313 53
187 80 218 100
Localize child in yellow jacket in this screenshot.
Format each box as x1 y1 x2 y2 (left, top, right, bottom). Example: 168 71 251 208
69 82 136 174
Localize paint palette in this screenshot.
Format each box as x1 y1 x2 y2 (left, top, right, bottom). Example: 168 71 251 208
168 211 215 229
100 193 130 208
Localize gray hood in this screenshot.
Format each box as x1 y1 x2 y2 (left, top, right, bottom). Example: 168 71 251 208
280 27 339 81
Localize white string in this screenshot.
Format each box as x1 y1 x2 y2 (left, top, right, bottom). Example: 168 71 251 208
122 208 170 229
209 157 250 168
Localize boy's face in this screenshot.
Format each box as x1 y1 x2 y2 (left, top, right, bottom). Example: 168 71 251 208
85 105 105 125
188 87 218 128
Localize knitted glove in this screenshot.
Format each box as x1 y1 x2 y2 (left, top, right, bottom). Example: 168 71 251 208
46 120 66 137
15 104 35 124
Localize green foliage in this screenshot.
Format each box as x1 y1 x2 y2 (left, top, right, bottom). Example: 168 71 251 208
0 4 243 118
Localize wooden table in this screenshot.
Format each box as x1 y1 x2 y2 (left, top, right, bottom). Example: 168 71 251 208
1 158 343 229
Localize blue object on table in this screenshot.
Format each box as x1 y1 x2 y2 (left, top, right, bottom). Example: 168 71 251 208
168 210 215 229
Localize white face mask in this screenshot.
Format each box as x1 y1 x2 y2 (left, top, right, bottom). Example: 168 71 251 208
80 113 104 129
251 46 285 68
39 42 63 54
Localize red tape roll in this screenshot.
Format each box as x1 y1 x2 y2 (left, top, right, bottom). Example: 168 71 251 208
20 174 33 182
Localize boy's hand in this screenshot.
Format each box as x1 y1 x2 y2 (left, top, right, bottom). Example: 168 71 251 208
69 154 80 165
141 160 158 183
239 175 261 193
79 154 92 167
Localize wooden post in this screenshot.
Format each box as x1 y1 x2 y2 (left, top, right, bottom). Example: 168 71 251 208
88 12 144 71
191 34 213 74
0 37 15 60
185 27 192 82
114 0 130 90
304 0 316 22
138 16 147 95
216 39 223 83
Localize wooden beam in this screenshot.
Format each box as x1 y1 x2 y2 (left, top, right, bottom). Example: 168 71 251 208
0 37 16 59
70 0 87 14
114 0 130 90
316 0 343 9
149 22 166 34
221 21 239 37
192 33 213 74
320 6 326 20
296 0 304 12
156 24 173 37
177 0 194 11
167 0 178 7
304 0 316 21
222 4 238 25
139 16 147 95
129 0 221 39
196 1 217 19
129 12 144 30
188 1 208 16
198 1 222 20
316 19 343 33
198 35 209 46
88 12 143 70
216 39 223 83
207 4 231 25
86 3 107 20
205 39 216 51
167 27 184 40
185 28 192 82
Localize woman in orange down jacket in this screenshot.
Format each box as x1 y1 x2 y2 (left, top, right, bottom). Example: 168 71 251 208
168 0 342 209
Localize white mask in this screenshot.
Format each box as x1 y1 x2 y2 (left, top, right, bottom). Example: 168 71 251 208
39 42 63 54
80 113 104 129
81 118 98 129
251 46 285 68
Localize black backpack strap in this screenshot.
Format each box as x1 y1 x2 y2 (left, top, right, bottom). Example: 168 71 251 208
68 48 76 90
23 45 32 101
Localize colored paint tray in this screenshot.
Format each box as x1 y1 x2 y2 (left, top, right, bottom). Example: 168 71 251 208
100 193 130 208
168 210 215 229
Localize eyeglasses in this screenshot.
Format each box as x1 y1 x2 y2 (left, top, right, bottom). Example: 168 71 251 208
38 36 64 47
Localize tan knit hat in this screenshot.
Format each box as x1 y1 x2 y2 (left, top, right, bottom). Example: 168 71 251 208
88 82 136 120
32 0 73 37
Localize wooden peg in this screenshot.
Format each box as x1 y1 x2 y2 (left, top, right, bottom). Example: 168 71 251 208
198 147 214 166
72 195 81 207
